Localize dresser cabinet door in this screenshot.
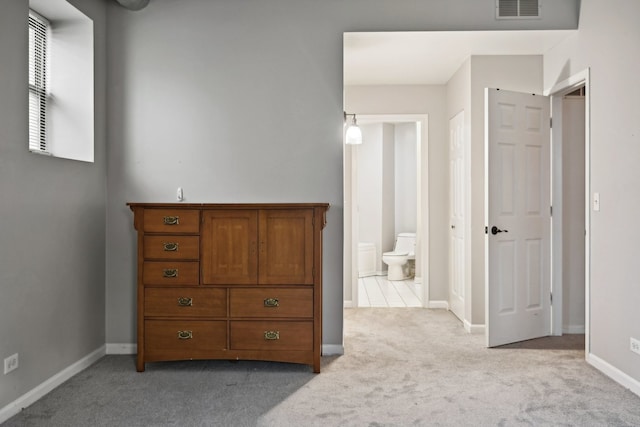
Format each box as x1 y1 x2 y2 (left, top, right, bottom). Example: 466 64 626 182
201 210 258 284
259 209 314 285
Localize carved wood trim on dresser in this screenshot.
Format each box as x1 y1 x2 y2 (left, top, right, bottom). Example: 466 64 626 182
127 203 329 373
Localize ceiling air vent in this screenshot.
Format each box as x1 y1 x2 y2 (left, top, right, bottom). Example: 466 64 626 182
497 0 541 19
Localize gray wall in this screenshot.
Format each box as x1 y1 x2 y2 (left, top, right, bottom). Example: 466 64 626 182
562 96 586 332
544 0 640 384
108 0 582 348
0 0 581 414
0 0 107 411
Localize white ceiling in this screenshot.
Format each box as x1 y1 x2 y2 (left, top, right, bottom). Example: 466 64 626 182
344 30 576 86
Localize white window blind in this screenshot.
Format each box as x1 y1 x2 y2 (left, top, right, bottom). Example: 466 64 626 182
28 11 49 153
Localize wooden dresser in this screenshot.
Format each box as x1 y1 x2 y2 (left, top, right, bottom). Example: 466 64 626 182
128 203 329 373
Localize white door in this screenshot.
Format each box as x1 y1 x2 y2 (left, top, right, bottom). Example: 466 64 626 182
449 111 466 321
485 88 551 347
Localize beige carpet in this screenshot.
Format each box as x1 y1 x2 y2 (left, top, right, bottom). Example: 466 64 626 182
4 308 640 426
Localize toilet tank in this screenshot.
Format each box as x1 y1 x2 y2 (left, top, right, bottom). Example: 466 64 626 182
395 233 416 255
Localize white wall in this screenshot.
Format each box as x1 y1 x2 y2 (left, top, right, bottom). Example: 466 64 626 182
544 0 640 385
358 123 385 272
45 0 94 162
381 124 396 259
395 123 418 235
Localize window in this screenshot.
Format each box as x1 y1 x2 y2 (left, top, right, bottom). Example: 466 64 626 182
28 11 49 154
28 0 94 163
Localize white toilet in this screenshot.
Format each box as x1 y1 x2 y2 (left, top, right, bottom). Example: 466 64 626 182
382 233 416 281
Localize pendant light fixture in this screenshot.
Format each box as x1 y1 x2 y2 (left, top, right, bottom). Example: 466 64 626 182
114 0 150 11
344 112 363 145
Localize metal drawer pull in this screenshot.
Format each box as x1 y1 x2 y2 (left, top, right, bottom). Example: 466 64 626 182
263 298 279 307
177 330 193 340
264 331 280 340
177 297 193 307
163 216 180 225
162 268 178 278
163 242 179 251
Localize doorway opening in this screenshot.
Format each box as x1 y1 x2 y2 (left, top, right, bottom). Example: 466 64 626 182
484 70 590 349
548 69 591 356
343 114 429 309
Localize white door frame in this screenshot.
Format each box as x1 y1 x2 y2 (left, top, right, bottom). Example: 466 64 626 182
343 114 429 307
545 69 591 353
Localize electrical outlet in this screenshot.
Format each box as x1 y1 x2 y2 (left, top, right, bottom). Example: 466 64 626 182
4 353 18 374
631 337 640 356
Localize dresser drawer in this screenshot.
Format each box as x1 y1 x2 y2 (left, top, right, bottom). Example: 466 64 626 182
145 287 226 317
143 209 200 234
144 236 199 260
143 261 199 285
145 320 227 358
230 321 312 351
230 288 313 318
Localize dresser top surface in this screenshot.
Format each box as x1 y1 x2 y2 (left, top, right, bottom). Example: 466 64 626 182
128 202 330 210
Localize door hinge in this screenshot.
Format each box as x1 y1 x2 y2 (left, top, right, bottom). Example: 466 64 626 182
550 117 553 128
550 206 553 216
550 293 553 305
485 226 488 234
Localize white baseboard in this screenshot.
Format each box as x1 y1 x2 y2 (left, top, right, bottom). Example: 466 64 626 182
0 345 105 424
587 352 640 398
343 300 354 308
464 320 486 334
563 325 586 334
106 343 137 355
322 344 344 355
427 300 449 310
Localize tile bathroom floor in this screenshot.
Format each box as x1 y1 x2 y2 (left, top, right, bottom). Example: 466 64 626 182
357 275 423 307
